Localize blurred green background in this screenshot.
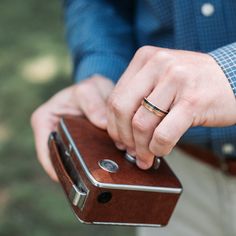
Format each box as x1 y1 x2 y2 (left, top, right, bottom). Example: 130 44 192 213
0 0 135 235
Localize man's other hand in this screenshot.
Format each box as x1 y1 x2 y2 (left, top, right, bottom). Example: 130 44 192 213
31 76 114 181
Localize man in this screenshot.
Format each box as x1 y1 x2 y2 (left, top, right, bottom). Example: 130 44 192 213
31 1 236 235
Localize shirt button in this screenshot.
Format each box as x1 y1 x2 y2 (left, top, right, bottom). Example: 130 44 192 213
201 3 215 17
222 143 235 155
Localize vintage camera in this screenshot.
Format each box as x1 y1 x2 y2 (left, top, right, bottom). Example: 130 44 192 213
48 116 182 227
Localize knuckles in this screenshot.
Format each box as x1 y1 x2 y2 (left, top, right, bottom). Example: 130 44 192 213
132 113 152 133
134 45 158 61
108 93 125 117
153 131 173 147
153 49 173 62
149 144 172 157
73 81 90 97
167 64 186 80
149 131 173 156
151 50 189 83
73 76 107 95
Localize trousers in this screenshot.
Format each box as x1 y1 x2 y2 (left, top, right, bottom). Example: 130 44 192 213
137 149 236 236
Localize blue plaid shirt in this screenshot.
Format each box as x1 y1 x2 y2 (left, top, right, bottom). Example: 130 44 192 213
64 0 236 158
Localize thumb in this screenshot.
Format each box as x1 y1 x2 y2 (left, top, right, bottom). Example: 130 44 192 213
88 103 107 129
80 92 108 130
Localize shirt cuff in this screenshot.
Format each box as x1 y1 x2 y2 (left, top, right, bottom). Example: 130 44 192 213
209 42 236 97
73 54 129 84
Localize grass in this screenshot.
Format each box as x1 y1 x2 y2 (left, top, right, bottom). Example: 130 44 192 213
0 0 135 235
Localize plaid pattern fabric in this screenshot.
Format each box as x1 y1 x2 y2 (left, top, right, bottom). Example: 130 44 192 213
210 43 236 96
64 0 236 158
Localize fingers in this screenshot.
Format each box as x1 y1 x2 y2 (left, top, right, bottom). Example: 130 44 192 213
31 109 59 181
116 46 158 88
107 48 176 151
31 86 84 182
74 78 114 130
31 76 114 182
32 84 107 181
107 47 158 151
107 54 166 155
132 83 176 169
107 48 194 170
148 101 193 162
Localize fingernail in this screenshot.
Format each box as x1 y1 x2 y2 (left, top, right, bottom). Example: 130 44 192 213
127 149 136 157
136 160 149 169
116 142 126 150
98 116 107 126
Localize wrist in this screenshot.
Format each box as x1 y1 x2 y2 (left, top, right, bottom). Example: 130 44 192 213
73 54 129 84
209 43 236 97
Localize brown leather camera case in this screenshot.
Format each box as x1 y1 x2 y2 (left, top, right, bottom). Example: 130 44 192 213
48 116 182 227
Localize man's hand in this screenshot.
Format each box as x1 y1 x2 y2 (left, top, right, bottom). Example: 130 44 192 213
31 76 114 181
107 46 236 169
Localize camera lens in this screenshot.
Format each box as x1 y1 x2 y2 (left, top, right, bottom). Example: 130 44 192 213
97 192 112 203
98 159 119 173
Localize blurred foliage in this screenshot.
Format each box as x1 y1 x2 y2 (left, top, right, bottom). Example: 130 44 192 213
0 0 135 235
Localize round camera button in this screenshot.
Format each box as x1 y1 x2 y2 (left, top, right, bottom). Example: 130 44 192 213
98 159 119 173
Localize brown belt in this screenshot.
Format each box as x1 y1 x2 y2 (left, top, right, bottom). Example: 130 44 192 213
178 144 236 176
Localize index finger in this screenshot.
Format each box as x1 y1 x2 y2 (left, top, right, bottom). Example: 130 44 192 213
115 46 158 88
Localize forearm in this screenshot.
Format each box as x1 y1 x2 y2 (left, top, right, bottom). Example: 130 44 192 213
64 0 136 83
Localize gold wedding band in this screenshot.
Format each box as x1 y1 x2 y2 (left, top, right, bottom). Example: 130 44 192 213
141 97 168 118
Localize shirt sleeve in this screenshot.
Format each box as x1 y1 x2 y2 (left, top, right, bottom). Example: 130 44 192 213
209 42 236 96
64 0 136 84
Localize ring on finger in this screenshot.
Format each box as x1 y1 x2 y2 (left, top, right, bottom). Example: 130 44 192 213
141 97 169 118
